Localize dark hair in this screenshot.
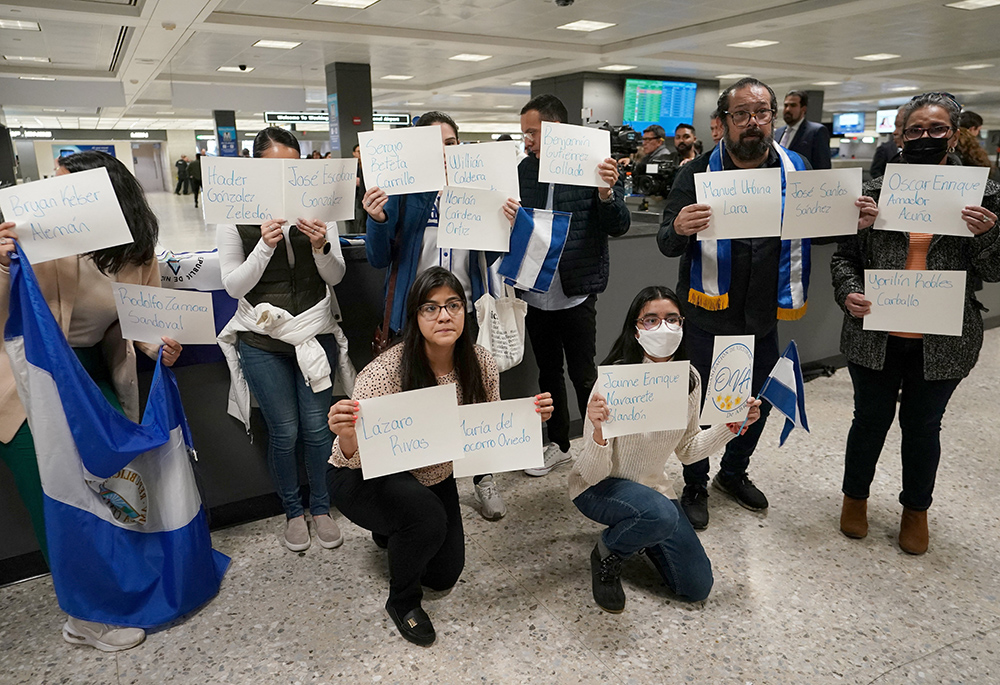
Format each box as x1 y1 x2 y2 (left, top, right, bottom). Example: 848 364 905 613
520 94 568 123
717 77 778 120
602 286 695 393
253 126 301 158
56 151 157 275
675 123 696 135
352 143 360 152
901 92 961 130
644 124 666 139
710 109 721 121
416 111 459 136
399 267 488 405
785 90 809 108
960 110 983 129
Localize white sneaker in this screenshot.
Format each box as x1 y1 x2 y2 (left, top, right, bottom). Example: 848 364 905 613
63 616 145 652
473 476 507 520
524 443 571 477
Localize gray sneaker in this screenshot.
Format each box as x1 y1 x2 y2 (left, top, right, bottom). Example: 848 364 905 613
63 617 145 652
312 514 344 549
284 515 311 551
473 476 507 520
524 443 571 477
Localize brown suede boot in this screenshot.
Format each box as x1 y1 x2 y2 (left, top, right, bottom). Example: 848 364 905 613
840 495 868 539
899 507 929 555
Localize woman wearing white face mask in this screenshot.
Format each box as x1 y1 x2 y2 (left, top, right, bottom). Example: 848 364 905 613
569 286 761 613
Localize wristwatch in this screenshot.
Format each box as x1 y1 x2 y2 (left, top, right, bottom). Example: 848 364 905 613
313 240 331 255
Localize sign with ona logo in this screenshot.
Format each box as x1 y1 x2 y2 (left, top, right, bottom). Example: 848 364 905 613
699 335 755 425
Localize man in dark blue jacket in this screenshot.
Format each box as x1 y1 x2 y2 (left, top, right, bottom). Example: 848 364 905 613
518 94 631 475
774 90 831 170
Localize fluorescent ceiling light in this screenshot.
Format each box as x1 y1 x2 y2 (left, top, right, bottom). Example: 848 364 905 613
218 65 254 72
253 39 301 50
716 73 751 79
313 0 380 7
452 93 472 98
557 20 615 32
953 63 994 70
4 55 50 62
450 53 492 62
888 85 918 92
43 108 65 112
854 53 900 61
599 64 637 72
405 101 424 106
496 105 514 109
727 39 779 48
945 0 1000 8
812 81 842 86
157 111 175 115
512 81 531 87
0 20 40 31
19 75 54 80
380 74 414 80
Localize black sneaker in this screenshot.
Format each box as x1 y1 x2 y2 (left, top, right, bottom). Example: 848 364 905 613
385 601 435 646
712 472 769 511
680 484 710 530
590 544 625 613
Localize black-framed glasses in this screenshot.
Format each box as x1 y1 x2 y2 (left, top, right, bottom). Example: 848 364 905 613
642 136 660 142
637 314 684 330
724 108 775 127
902 124 954 141
417 300 464 319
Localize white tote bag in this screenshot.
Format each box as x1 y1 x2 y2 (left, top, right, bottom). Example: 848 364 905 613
475 254 527 372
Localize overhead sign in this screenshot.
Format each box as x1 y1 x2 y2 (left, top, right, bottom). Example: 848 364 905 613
264 111 330 124
372 113 410 125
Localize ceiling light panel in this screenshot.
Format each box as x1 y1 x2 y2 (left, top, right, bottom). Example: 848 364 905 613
599 64 637 72
218 65 254 72
449 54 492 62
557 20 616 32
854 53 900 61
945 0 1000 9
726 40 779 48
313 0 380 7
0 20 40 31
380 74 414 80
4 55 50 62
953 63 994 70
252 40 301 49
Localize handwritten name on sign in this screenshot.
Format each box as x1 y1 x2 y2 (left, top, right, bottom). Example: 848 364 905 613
596 361 690 439
863 269 966 336
356 383 463 480
452 398 544 478
283 158 358 222
358 126 446 196
446 140 520 200
781 167 862 240
694 168 782 240
0 168 133 264
436 186 510 252
875 164 988 237
112 283 217 345
699 335 754 425
538 121 611 188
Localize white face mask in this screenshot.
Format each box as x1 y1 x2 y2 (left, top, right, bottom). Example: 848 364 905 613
636 320 683 359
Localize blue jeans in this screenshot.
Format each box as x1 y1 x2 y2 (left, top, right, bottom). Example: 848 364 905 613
574 478 713 602
239 336 337 518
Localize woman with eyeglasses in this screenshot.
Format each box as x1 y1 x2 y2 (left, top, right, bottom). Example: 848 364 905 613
832 92 1000 555
570 286 761 613
327 268 553 645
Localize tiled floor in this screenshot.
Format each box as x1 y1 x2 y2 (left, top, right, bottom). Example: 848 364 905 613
149 191 219 253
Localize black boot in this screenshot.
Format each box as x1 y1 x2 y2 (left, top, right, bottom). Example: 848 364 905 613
680 484 710 530
590 543 625 613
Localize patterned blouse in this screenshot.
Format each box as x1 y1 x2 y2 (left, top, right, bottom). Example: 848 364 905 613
329 342 500 486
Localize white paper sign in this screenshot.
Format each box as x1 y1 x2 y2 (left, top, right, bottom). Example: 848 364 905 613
597 361 690 439
436 186 510 252
356 384 463 479
781 167 862 239
538 121 611 188
358 126 446 196
452 398 543 478
863 269 966 336
699 335 754 425
0 168 133 264
282 158 358 222
112 283 217 345
694 168 783 240
446 140 520 200
875 164 988 237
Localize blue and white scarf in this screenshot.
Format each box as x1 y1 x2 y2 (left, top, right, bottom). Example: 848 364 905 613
689 140 810 320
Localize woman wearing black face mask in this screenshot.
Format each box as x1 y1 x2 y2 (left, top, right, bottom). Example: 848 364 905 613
831 92 1000 556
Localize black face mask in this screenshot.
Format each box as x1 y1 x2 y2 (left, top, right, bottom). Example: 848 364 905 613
902 137 949 165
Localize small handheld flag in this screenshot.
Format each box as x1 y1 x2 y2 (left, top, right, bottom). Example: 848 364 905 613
497 206 571 293
758 340 810 446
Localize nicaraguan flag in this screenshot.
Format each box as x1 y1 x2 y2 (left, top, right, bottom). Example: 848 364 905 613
759 340 809 446
4 250 229 629
498 206 571 293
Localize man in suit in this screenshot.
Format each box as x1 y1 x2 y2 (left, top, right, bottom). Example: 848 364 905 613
870 106 904 179
774 90 831 169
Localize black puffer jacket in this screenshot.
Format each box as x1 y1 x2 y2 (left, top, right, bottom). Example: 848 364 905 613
518 155 630 295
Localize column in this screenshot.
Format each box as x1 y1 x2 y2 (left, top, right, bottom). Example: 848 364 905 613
325 62 372 157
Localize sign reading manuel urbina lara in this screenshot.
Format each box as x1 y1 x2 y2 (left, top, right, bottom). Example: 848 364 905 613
597 361 690 439
453 398 543 478
694 168 782 240
864 269 966 336
356 383 463 480
357 126 446 197
875 164 988 237
538 122 611 188
0 168 133 265
112 283 218 345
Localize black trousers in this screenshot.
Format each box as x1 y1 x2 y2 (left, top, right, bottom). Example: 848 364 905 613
175 177 189 194
843 337 961 511
524 295 598 452
190 179 202 207
327 467 465 614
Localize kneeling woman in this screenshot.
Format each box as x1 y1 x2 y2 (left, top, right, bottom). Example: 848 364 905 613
327 267 552 645
571 286 760 613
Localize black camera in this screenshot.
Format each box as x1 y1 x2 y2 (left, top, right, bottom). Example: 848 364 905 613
587 122 639 158
633 160 678 197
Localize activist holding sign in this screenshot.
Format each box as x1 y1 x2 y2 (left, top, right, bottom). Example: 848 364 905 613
0 150 185 651
831 92 1000 556
362 111 521 521
326 268 553 646
571 286 760 613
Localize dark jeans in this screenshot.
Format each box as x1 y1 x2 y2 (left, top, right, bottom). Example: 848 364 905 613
844 337 961 511
190 179 202 207
574 478 713 601
239 336 338 519
524 295 598 452
682 322 778 487
327 468 464 614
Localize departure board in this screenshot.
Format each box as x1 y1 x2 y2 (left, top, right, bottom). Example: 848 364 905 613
622 79 698 137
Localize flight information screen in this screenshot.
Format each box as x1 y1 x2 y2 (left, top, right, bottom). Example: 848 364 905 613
622 79 698 136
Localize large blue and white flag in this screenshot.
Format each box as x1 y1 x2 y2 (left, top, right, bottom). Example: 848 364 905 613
498 206 571 293
4 250 229 629
759 340 810 446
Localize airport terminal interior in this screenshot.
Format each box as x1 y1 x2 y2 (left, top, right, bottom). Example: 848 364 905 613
1 0 1000 683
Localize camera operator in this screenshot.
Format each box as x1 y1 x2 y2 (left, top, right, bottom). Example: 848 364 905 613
639 125 672 165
